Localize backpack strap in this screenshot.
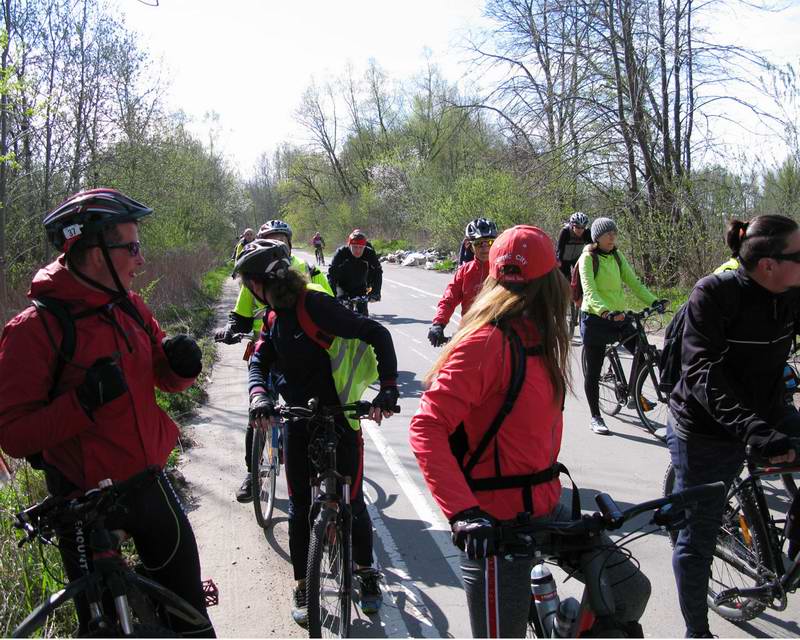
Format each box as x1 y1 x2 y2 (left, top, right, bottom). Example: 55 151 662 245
590 248 623 277
295 289 334 349
31 297 77 399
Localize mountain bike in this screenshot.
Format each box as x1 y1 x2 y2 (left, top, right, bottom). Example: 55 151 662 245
12 466 218 638
274 399 398 639
252 418 284 530
507 481 726 637
662 442 800 623
314 246 325 266
581 304 668 439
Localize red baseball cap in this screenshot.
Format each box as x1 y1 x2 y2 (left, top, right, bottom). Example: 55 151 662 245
489 225 557 283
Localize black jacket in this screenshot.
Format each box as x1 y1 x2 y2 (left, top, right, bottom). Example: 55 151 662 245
555 225 592 265
670 268 800 451
248 291 397 407
327 245 382 296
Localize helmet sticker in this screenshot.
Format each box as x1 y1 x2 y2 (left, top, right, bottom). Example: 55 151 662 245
63 223 83 239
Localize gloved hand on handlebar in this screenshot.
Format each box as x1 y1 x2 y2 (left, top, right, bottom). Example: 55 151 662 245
249 393 275 430
369 384 399 425
746 430 796 463
428 323 447 347
450 507 498 560
214 327 239 344
368 292 381 302
653 298 669 313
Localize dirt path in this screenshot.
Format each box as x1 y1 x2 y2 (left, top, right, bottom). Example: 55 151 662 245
179 277 301 638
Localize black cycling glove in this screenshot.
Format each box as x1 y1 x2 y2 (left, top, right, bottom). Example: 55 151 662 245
214 327 240 344
369 292 381 302
427 324 447 347
162 335 203 378
746 430 793 460
653 298 669 313
372 385 399 412
450 507 498 560
76 357 128 414
249 394 275 423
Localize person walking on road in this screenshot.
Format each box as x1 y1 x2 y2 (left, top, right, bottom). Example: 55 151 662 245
427 218 498 347
235 239 400 628
579 217 666 435
667 215 800 638
0 189 215 638
409 225 650 638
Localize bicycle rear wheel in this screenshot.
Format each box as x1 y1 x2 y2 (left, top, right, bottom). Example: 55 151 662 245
634 362 670 435
583 347 623 417
307 507 352 638
252 427 278 529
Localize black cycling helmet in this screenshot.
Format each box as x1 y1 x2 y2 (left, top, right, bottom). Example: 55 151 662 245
569 211 589 227
233 239 292 281
44 188 153 253
257 219 293 244
465 218 498 241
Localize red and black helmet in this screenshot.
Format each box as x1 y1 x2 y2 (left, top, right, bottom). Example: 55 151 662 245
44 188 153 253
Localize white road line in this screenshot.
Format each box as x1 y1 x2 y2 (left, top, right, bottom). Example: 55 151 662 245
362 425 463 583
367 500 439 638
382 277 461 321
410 348 434 364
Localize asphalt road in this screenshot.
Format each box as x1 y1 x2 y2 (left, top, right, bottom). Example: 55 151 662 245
182 252 800 638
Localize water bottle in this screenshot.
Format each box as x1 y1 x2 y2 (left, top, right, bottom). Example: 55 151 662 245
551 596 580 638
530 564 559 637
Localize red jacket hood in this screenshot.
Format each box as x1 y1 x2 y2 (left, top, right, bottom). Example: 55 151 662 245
28 256 122 311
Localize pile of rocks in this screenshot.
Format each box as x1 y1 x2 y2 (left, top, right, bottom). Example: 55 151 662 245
380 248 453 271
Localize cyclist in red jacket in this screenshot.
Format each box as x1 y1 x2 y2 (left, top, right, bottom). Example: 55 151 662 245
410 225 650 637
428 218 498 347
0 189 215 637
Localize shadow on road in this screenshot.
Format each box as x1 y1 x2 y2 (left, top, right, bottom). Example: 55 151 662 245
371 313 428 326
397 370 424 399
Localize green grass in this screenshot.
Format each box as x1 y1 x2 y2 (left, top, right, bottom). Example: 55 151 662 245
370 238 412 255
433 258 456 272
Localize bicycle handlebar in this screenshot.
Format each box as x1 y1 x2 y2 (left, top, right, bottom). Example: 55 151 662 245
744 438 800 468
214 332 254 344
607 303 667 321
274 399 401 421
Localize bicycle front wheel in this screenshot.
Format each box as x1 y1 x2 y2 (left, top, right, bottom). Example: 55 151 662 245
583 347 623 417
634 362 670 434
252 427 278 530
307 507 352 638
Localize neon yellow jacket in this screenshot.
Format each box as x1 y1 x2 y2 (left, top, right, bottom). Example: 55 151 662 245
579 247 656 316
713 257 740 273
234 255 333 334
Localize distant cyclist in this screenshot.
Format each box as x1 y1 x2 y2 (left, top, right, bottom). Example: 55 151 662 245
410 225 650 638
579 217 666 435
327 229 383 316
555 212 591 280
235 239 399 627
428 218 497 347
230 227 255 263
311 231 325 266
214 218 332 503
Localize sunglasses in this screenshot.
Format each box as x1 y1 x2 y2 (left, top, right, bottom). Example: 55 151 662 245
472 239 494 249
106 241 142 257
772 250 800 263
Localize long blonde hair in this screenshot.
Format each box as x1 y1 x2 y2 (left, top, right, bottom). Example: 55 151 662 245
425 269 572 401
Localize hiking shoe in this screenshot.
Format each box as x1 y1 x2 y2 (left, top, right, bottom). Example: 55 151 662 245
627 395 655 411
590 416 610 435
291 585 308 628
236 475 253 503
355 568 383 615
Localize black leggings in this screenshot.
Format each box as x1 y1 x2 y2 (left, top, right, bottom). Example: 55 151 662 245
285 419 373 580
582 317 640 417
58 470 215 637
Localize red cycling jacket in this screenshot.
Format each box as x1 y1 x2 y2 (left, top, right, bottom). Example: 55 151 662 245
409 318 563 521
432 259 490 327
0 257 195 491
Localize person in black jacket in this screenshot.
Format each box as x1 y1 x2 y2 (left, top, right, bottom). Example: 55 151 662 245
327 229 382 315
668 214 800 638
555 212 591 279
234 239 399 628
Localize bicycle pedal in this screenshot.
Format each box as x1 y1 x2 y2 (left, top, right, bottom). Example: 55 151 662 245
202 578 219 607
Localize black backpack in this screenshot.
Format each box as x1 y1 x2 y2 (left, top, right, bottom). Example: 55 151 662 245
657 270 740 394
448 327 580 518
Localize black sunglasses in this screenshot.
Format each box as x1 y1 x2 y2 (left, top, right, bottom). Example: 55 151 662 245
770 250 800 263
106 241 142 257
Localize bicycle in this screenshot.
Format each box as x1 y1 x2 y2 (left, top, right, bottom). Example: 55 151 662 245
314 246 326 266
581 304 668 439
337 295 370 317
251 417 284 531
569 301 580 337
274 399 398 639
498 481 726 637
662 443 800 624
12 466 218 638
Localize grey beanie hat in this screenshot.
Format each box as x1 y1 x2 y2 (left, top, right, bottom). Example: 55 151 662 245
591 217 618 242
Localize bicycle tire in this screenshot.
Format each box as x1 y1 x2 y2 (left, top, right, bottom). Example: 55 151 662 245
781 473 798 497
582 346 623 417
662 464 772 622
306 507 352 638
634 362 670 435
252 427 278 530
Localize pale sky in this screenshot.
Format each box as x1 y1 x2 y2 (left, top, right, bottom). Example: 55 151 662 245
119 0 799 175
